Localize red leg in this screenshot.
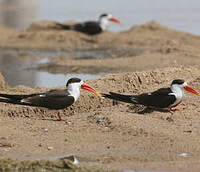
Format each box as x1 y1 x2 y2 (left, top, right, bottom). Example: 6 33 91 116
57 111 66 122
173 108 183 111
169 108 183 113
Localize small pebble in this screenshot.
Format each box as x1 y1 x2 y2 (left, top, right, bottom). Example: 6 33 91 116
73 157 79 165
123 170 136 172
178 153 191 157
4 148 11 152
44 128 48 132
173 60 177 64
96 117 102 124
47 146 53 150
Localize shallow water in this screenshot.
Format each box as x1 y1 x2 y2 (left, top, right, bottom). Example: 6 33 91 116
0 0 200 35
48 150 191 172
0 47 141 87
123 171 169 172
49 150 192 161
0 50 103 88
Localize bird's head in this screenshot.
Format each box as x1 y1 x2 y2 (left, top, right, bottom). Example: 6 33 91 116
66 78 102 97
171 79 200 95
98 13 120 30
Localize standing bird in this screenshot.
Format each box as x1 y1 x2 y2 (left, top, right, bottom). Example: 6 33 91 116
58 13 120 35
102 79 200 113
0 78 102 121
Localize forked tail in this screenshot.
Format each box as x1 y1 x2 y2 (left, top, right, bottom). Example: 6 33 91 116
102 92 136 104
55 22 73 30
0 93 39 101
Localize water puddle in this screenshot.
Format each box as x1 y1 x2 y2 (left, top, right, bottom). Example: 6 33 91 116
0 47 144 88
4 47 143 60
74 47 143 59
49 150 193 161
123 170 170 172
0 150 193 172
46 150 193 172
0 49 105 88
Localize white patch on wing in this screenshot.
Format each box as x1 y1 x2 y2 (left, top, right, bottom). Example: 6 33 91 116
148 92 151 95
168 93 176 96
20 99 30 103
39 94 46 97
131 97 138 103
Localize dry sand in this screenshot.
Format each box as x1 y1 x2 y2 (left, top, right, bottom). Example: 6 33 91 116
0 21 200 172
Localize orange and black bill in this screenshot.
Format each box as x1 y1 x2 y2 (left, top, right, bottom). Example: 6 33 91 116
81 83 102 97
184 85 200 96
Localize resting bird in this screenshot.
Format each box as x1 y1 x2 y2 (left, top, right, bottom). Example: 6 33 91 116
102 79 200 112
0 78 102 121
57 13 120 35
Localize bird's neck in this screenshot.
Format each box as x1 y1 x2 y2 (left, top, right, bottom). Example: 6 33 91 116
99 18 109 30
67 85 80 102
170 85 184 100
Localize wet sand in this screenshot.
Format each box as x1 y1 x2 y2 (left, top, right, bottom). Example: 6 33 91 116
0 21 200 172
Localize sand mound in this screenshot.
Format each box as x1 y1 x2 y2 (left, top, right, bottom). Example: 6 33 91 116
27 20 78 31
27 21 68 31
110 21 200 49
2 21 200 51
0 66 199 119
0 72 8 89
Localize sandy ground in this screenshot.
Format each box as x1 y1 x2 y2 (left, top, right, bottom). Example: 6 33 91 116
0 21 200 171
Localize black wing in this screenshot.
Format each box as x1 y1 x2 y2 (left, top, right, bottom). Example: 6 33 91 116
73 21 102 35
0 89 74 110
135 88 176 108
0 93 42 101
53 22 72 30
102 88 176 109
102 92 133 103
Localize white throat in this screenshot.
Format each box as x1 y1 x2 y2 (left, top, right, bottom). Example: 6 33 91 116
67 83 81 102
99 18 109 30
170 84 184 106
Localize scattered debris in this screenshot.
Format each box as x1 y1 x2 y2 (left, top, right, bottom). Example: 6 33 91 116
47 146 53 150
178 153 191 157
60 155 79 165
0 137 13 148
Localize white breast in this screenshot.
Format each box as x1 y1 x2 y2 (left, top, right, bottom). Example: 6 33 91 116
99 18 109 30
169 84 184 107
67 83 81 102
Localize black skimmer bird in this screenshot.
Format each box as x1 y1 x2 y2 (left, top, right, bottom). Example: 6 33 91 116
0 78 102 121
58 13 120 35
102 79 200 113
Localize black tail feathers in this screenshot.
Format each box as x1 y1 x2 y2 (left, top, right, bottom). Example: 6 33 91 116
0 93 39 101
102 92 137 104
55 22 73 30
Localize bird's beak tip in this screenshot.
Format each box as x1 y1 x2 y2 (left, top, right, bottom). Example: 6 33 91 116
95 91 103 98
109 17 120 24
184 85 200 96
81 83 103 98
